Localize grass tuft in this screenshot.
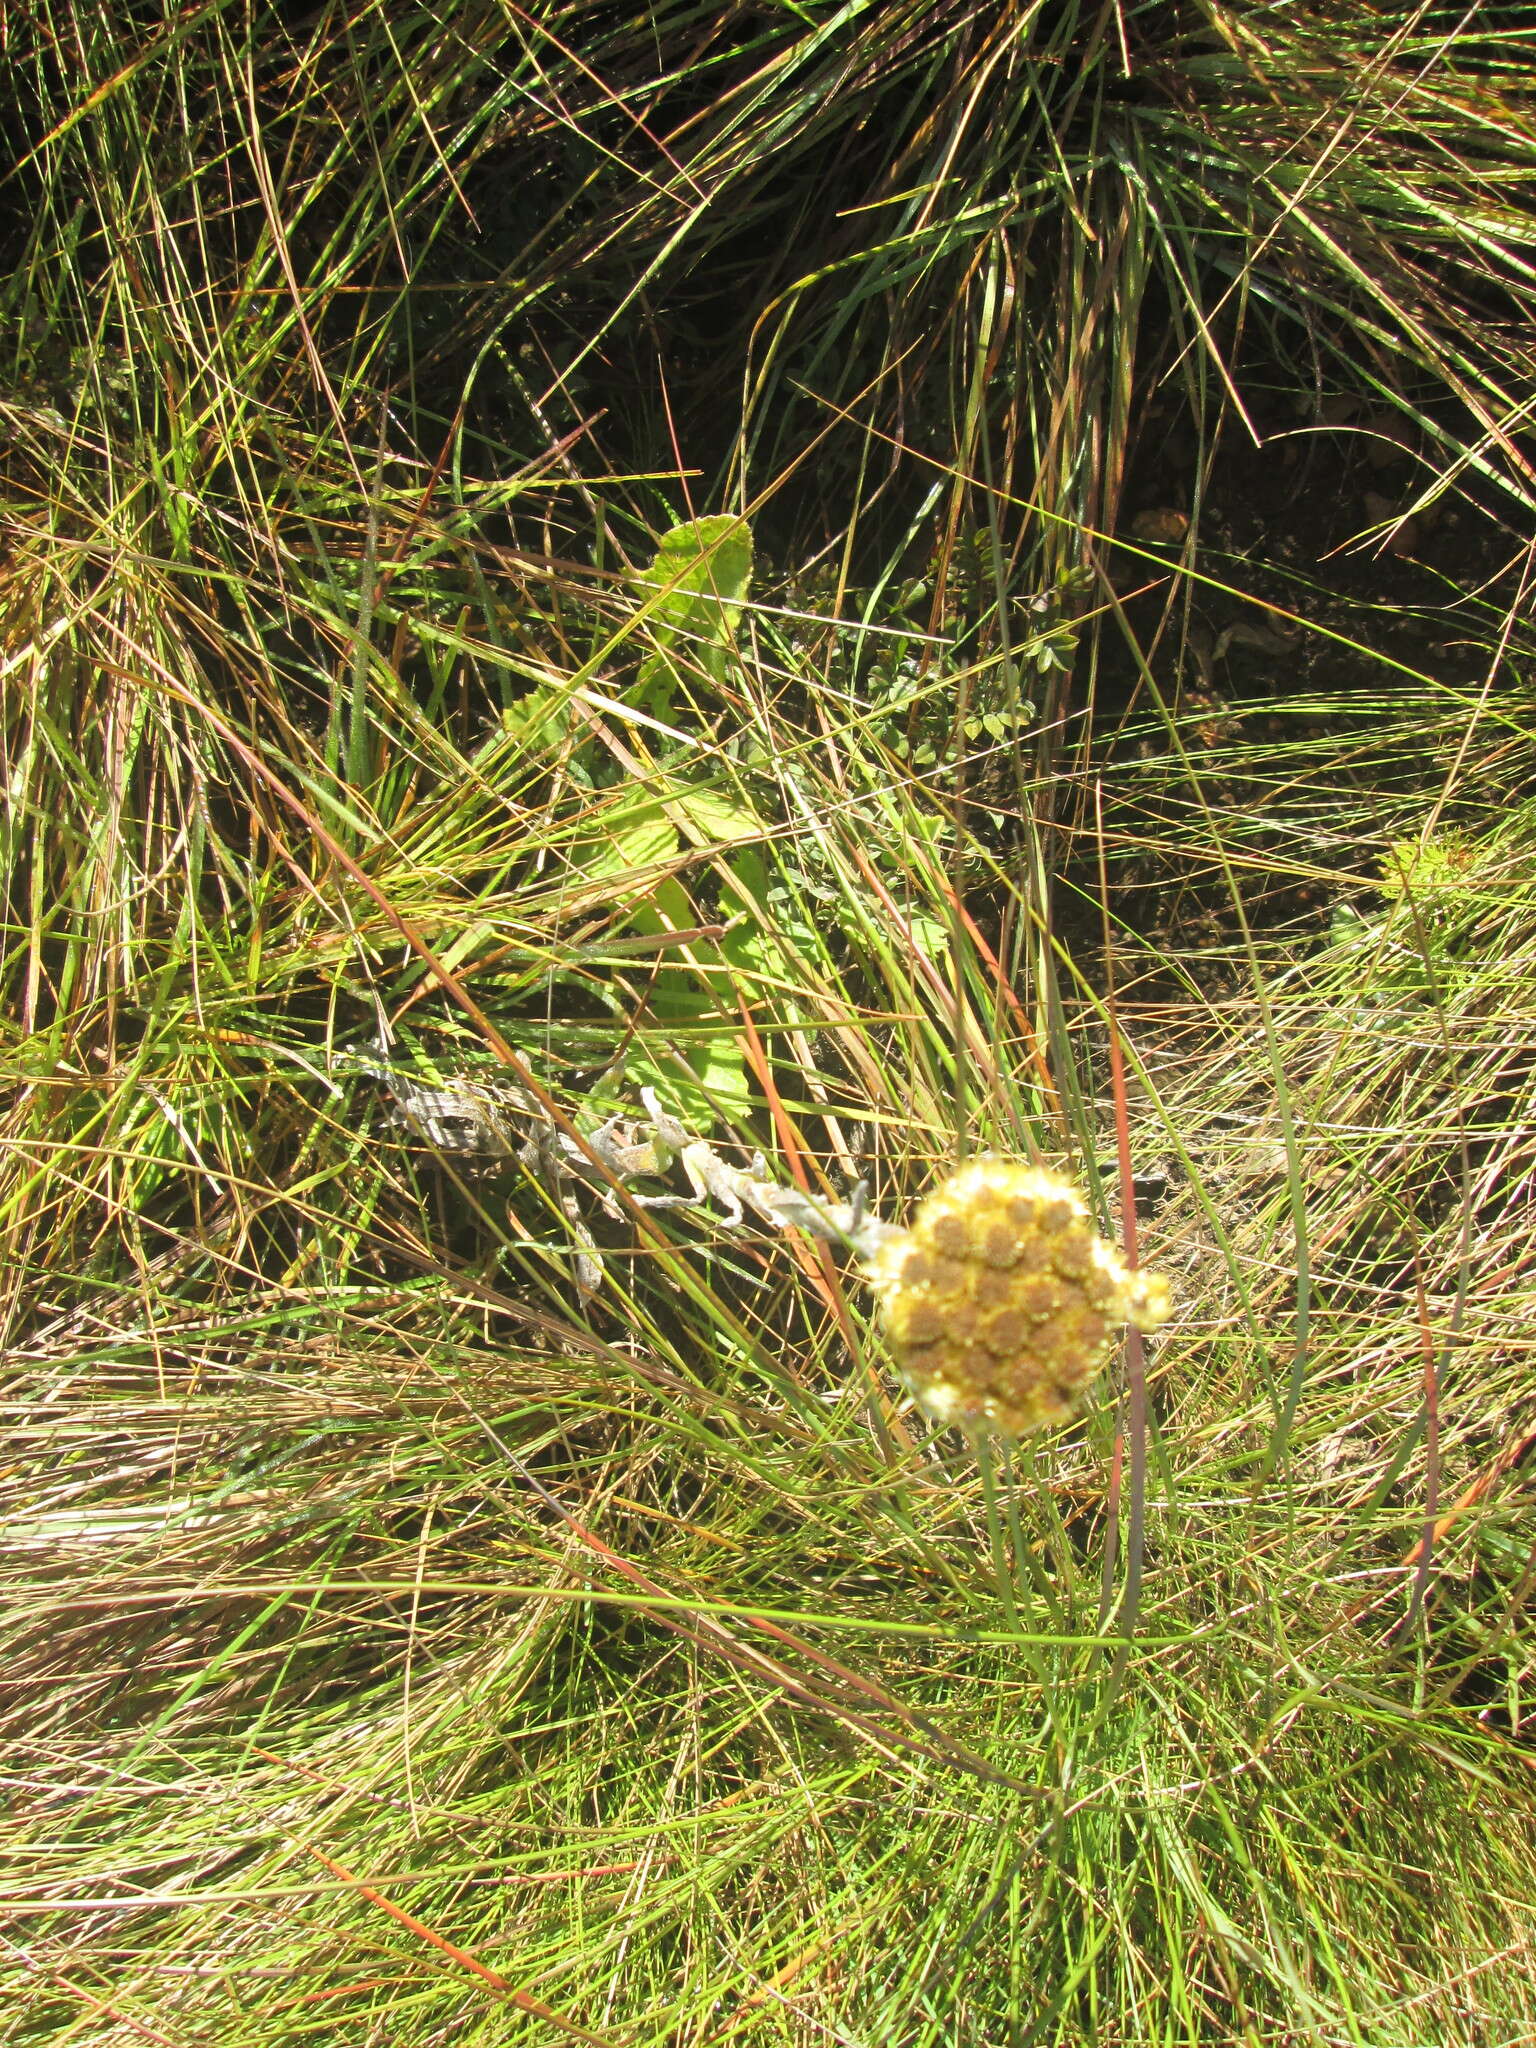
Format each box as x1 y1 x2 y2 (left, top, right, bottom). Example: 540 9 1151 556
4 4 1536 2041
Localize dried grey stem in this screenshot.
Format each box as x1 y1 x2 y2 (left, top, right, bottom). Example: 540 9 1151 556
340 1041 896 1292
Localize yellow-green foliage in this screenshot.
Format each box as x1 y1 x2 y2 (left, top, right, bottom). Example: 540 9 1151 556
629 514 753 708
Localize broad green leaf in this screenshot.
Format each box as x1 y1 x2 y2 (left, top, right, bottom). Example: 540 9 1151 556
907 911 951 965
667 785 765 851
630 515 753 712
631 1028 754 1129
586 794 680 878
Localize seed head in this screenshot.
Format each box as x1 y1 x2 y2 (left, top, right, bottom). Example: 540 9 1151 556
864 1159 1170 1437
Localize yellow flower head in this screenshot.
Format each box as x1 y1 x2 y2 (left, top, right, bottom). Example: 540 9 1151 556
864 1159 1170 1437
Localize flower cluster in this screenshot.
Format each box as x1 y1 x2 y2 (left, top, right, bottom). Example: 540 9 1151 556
864 1158 1170 1437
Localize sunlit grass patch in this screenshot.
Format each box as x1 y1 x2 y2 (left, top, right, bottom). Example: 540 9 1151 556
4 3 1536 2042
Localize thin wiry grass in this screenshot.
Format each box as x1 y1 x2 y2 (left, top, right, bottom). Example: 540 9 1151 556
4 4 1536 2043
